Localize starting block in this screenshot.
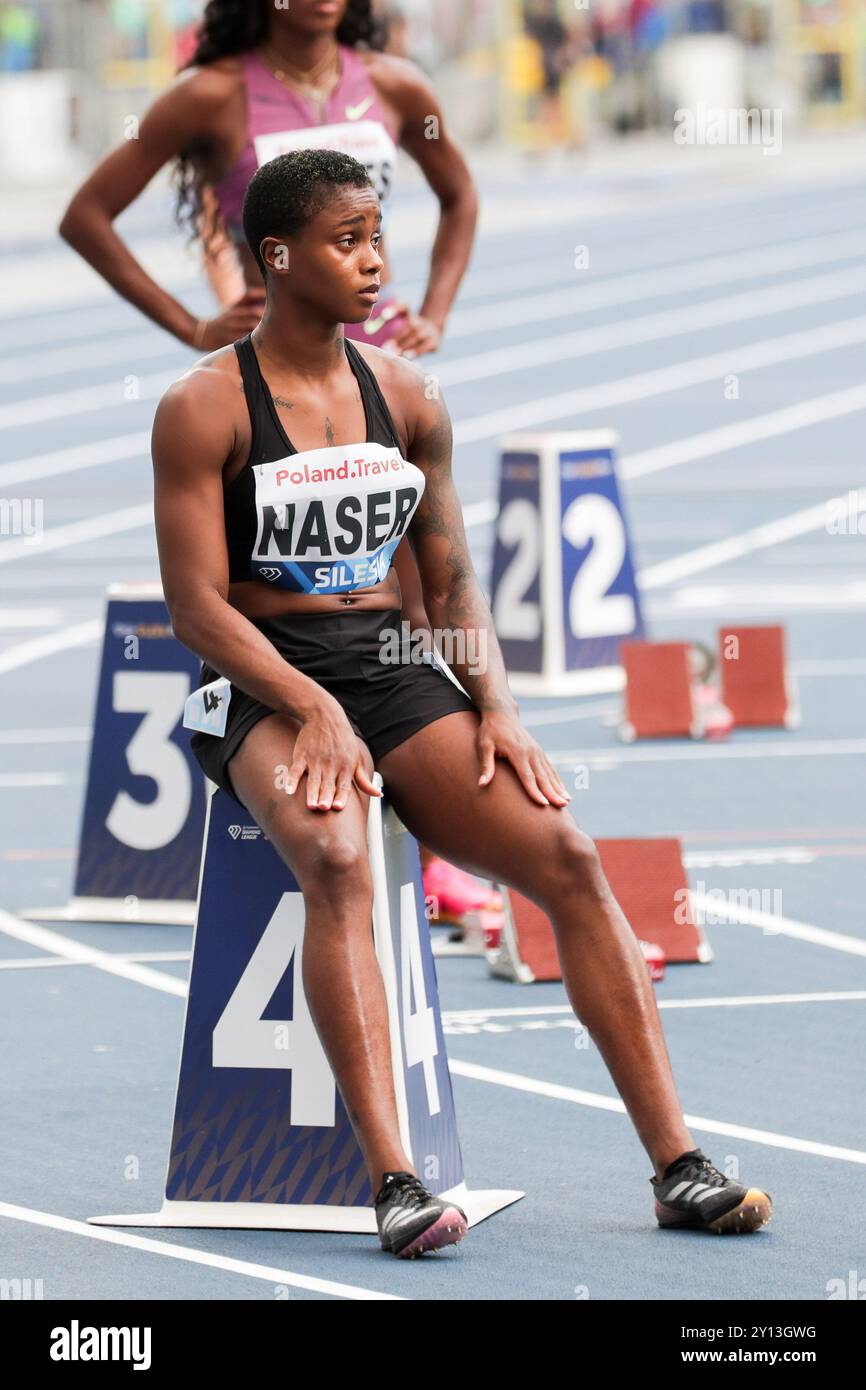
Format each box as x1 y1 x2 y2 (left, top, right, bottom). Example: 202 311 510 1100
22 584 207 926
490 431 644 697
90 776 522 1233
489 838 712 983
718 626 800 729
618 641 702 742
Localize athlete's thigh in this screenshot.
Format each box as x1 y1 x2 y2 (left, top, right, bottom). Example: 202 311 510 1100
229 713 374 879
376 710 582 889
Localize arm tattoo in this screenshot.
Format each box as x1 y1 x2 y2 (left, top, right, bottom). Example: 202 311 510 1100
410 389 517 716
410 398 474 603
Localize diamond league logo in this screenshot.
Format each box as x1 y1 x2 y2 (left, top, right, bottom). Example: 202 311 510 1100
258 567 281 582
227 824 262 841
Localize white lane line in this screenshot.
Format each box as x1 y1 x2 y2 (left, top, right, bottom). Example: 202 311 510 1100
448 1059 866 1164
3 213 860 358
0 505 152 566
4 905 861 1177
520 699 617 727
461 388 866 532
639 488 866 589
0 772 71 788
5 307 866 503
516 662 866 717
439 265 866 386
3 186 861 337
442 212 866 307
549 738 866 765
663 990 866 1009
684 847 816 867
444 992 866 1021
0 619 101 675
0 909 187 997
622 383 866 481
2 314 862 580
0 431 149 489
0 301 167 347
0 371 175 431
445 229 866 340
690 892 866 958
0 727 89 744
0 1202 402 1301
0 951 191 971
6 322 866 503
454 314 866 445
0 333 181 385
658 580 866 614
5 275 866 440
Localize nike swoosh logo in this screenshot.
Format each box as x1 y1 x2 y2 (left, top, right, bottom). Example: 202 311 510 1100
346 97 374 121
363 304 401 336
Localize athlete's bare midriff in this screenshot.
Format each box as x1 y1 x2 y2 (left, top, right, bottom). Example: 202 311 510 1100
227 571 402 618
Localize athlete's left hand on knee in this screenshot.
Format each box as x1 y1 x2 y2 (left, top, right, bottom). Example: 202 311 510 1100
476 713 572 808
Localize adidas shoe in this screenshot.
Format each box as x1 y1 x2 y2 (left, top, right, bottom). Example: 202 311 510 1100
374 1171 468 1258
652 1148 772 1234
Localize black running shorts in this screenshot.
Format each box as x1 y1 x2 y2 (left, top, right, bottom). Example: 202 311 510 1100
189 606 477 809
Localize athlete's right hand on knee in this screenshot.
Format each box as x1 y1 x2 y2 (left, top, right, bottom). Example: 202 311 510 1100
281 703 381 811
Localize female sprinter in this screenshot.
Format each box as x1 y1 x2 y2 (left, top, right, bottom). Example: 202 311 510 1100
151 150 772 1259
60 0 493 932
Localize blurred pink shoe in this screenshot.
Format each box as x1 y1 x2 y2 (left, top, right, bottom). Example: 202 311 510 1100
423 857 503 929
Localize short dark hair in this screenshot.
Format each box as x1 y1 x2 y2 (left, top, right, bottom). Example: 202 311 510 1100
242 149 375 277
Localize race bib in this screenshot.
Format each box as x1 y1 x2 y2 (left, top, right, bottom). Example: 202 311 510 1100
184 677 232 739
251 441 425 594
253 120 397 205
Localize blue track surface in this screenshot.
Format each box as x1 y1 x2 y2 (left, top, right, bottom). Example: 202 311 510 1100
1 155 865 1300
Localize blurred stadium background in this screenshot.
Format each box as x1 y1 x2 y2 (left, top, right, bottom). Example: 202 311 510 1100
0 1 863 188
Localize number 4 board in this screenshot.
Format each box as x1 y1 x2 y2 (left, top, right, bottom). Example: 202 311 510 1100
89 781 523 1233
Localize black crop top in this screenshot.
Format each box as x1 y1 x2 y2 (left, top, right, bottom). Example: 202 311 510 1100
224 333 423 594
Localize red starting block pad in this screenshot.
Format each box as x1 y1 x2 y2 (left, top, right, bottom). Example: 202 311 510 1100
718 625 799 729
618 641 702 742
89 776 521 1233
489 837 712 983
